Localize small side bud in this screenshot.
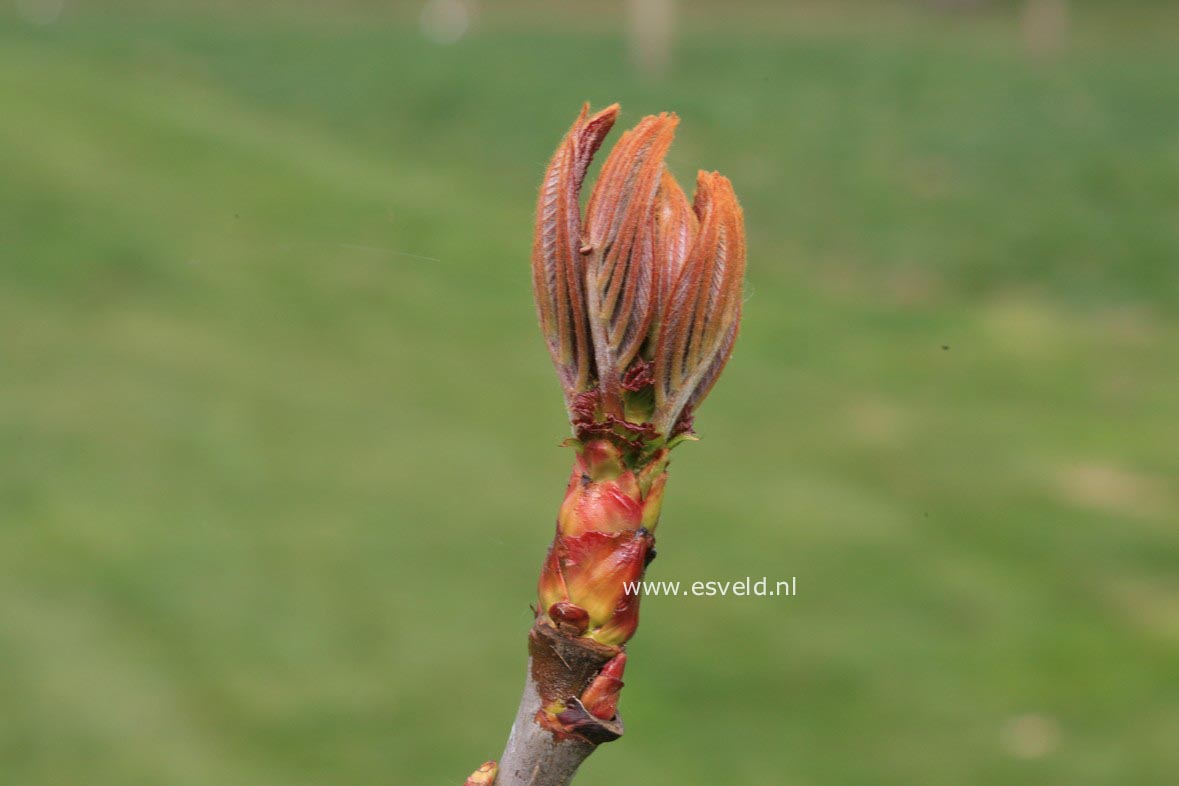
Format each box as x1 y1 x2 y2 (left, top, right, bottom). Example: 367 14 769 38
548 602 590 636
581 653 627 720
463 761 497 785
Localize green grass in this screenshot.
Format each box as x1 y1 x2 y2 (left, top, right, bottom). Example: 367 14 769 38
1 3 1176 785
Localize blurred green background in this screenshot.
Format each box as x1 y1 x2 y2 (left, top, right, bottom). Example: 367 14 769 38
1 1 1176 784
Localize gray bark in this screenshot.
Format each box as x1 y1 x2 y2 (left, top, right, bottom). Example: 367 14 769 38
495 660 596 786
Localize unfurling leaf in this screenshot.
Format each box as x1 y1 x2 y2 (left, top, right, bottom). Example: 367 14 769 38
532 104 620 406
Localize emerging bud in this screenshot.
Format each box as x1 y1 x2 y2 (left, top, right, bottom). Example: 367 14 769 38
530 104 742 663
513 105 745 766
